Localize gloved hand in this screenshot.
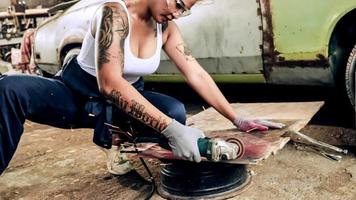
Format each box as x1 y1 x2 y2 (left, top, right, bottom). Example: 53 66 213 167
233 117 285 132
162 119 205 162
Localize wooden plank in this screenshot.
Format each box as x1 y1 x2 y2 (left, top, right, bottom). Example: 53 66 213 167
136 121 294 164
187 101 324 132
128 102 324 164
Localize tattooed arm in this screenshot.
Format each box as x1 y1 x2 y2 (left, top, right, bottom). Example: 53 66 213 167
93 3 172 132
162 21 238 122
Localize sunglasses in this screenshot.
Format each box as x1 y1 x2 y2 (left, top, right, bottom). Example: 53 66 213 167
175 0 191 17
166 0 191 17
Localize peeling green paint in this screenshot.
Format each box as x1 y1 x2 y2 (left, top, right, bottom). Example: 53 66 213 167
270 0 356 60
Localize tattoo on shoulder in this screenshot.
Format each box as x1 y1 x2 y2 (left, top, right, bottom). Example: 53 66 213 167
98 6 113 66
107 89 168 132
98 4 129 69
112 5 129 38
176 43 195 61
154 27 157 38
162 22 169 33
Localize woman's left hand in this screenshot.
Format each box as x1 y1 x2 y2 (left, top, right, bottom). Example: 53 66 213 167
233 117 286 132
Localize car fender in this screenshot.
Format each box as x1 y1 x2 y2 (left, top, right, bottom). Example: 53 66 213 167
261 0 356 85
57 30 85 64
325 7 356 54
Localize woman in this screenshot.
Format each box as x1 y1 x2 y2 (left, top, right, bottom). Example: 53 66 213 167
0 0 283 175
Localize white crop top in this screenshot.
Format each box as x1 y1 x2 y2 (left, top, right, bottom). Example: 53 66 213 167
77 0 163 83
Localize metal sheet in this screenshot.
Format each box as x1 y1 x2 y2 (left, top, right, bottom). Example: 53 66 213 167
132 102 324 164
160 0 264 74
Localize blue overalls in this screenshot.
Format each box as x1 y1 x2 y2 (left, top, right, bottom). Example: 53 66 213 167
0 57 186 174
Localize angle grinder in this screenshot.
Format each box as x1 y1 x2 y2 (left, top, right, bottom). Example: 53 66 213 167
197 138 245 162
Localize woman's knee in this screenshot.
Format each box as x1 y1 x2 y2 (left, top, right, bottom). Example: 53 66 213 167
0 75 20 95
0 75 38 112
166 101 186 125
0 75 48 97
141 91 187 125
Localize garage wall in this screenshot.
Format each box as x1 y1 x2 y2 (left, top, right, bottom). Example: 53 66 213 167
0 0 11 11
0 0 70 9
26 0 69 8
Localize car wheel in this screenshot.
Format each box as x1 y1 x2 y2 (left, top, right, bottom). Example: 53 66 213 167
62 47 81 67
4 51 11 63
35 68 54 78
345 44 356 111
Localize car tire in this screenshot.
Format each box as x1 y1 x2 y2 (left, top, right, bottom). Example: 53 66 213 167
345 44 356 111
36 68 54 78
62 47 81 67
4 51 11 63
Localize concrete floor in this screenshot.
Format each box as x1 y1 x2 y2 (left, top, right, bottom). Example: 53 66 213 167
0 122 355 200
0 68 355 199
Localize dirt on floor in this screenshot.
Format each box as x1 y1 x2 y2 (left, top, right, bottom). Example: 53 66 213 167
0 62 11 74
0 121 355 200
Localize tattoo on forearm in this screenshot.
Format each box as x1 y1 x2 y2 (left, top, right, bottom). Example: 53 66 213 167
129 100 168 131
176 43 195 61
108 90 128 111
107 89 168 132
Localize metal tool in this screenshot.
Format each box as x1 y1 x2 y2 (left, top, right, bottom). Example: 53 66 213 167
294 144 343 161
285 130 348 161
198 138 244 162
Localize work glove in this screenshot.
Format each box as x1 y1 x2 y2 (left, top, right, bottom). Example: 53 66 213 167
233 117 285 132
162 119 205 162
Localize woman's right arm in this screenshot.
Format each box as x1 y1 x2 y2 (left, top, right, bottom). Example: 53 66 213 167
93 2 171 132
93 3 205 162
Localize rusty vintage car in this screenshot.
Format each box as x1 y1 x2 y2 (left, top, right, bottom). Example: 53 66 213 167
33 0 356 111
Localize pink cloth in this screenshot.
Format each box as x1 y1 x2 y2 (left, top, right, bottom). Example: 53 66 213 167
17 28 36 74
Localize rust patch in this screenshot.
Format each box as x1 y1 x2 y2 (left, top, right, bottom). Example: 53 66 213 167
276 54 329 67
260 0 279 80
272 60 329 67
259 0 329 81
257 8 262 16
316 54 327 61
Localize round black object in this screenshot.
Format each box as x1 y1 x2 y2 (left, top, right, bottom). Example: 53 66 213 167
158 161 251 199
